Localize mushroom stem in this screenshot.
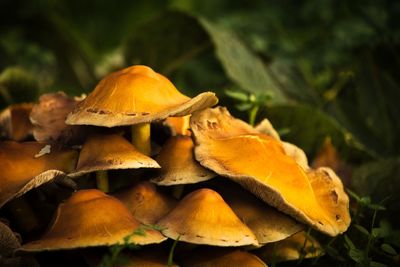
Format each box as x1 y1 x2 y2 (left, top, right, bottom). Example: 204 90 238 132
96 171 109 193
131 123 151 156
6 197 40 234
172 185 185 199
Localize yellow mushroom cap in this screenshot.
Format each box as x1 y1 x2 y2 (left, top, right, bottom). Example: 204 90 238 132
66 65 218 127
151 135 216 185
190 107 350 236
0 103 33 141
0 141 78 208
113 181 177 224
255 231 324 263
70 134 160 177
216 181 303 245
157 188 258 246
19 189 167 252
181 247 267 267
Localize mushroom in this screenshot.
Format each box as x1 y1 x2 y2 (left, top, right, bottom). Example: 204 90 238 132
255 231 324 263
69 133 160 192
157 188 258 246
113 181 177 224
164 115 191 136
0 103 34 141
19 189 166 252
190 107 350 236
180 247 267 267
0 141 78 208
65 65 218 156
151 135 216 186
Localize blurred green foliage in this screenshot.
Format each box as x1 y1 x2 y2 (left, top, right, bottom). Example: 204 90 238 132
1 0 400 265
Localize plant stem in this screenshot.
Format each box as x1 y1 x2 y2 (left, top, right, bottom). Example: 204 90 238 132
96 171 109 193
131 123 151 156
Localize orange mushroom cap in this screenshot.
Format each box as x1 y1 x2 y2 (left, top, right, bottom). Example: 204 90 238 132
255 231 324 263
70 134 160 177
157 188 258 246
113 181 177 225
181 247 267 267
66 65 218 127
151 135 216 185
19 189 166 252
0 103 33 141
0 141 78 208
190 107 350 236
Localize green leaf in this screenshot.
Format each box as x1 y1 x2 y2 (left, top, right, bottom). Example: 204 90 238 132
354 224 370 236
381 243 397 256
370 261 387 267
199 18 286 103
224 89 248 102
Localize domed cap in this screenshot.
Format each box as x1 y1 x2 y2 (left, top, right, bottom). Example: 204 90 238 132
0 141 78 208
181 247 267 267
70 134 160 177
0 103 33 141
157 188 258 246
255 231 324 263
66 65 218 127
19 189 166 252
151 136 215 186
113 181 177 224
190 107 350 236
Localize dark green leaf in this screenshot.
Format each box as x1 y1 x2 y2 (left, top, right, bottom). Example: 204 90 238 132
381 243 397 256
354 224 370 236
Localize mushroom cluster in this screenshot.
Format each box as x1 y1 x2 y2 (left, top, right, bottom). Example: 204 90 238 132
0 65 350 266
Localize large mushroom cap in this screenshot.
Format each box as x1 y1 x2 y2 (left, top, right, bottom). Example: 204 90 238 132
255 231 324 263
113 181 177 224
70 133 160 177
0 103 33 141
19 189 166 252
66 65 218 127
181 247 267 267
0 141 78 208
151 135 216 186
190 107 350 236
157 188 258 246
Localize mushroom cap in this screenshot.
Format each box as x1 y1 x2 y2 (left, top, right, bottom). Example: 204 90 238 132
116 248 179 267
255 118 280 140
70 134 160 177
151 136 215 186
181 247 267 267
0 221 21 257
0 103 33 141
157 188 258 246
255 231 324 263
164 115 191 136
30 92 96 145
65 65 218 127
190 107 350 236
113 181 177 225
0 141 78 208
216 181 303 245
19 189 167 252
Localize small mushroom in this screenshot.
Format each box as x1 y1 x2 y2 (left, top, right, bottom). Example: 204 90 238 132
157 188 258 246
164 115 191 136
65 65 218 156
181 247 267 267
151 135 216 186
19 189 166 252
113 181 177 224
255 231 324 263
0 141 78 208
190 107 350 236
0 103 34 141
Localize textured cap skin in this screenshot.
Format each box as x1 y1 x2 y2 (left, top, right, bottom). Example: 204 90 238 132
19 189 167 252
0 141 78 208
255 231 324 263
113 181 177 224
70 134 160 177
66 65 218 127
181 247 267 267
157 188 258 246
0 221 21 257
190 107 351 236
151 135 215 185
0 103 33 141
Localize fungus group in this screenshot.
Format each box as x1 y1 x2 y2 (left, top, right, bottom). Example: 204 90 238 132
0 65 350 266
